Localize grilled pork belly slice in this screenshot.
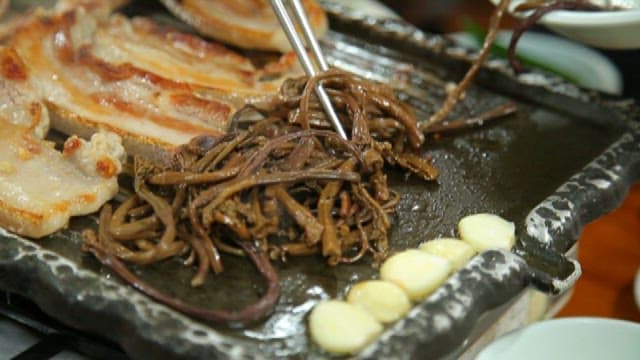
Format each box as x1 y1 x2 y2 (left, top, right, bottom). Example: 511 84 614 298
0 127 125 238
0 48 49 138
95 14 297 96
0 48 125 238
8 5 300 163
159 0 328 52
0 0 126 42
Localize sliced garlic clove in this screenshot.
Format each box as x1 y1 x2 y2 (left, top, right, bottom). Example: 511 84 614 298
309 300 383 355
347 280 411 324
419 238 476 270
380 249 452 302
458 213 516 252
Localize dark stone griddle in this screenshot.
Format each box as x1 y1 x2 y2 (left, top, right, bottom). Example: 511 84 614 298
1 2 639 359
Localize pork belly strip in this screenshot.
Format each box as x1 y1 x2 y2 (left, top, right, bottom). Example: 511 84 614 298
8 5 299 163
0 47 125 238
159 0 328 52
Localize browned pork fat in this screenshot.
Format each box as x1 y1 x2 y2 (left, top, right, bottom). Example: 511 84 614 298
0 0 7 17
0 47 125 238
7 4 301 163
159 0 328 52
54 0 130 13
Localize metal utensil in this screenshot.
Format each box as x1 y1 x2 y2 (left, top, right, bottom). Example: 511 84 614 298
269 0 348 140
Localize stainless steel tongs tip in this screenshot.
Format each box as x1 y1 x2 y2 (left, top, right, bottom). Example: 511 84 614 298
270 0 348 140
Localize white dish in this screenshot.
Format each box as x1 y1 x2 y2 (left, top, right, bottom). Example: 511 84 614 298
489 0 640 49
476 317 640 360
450 30 622 94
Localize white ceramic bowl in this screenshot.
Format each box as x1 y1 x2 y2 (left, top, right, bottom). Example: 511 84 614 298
489 0 640 49
450 30 622 94
476 317 640 360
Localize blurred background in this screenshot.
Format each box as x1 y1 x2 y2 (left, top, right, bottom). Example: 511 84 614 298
379 0 640 98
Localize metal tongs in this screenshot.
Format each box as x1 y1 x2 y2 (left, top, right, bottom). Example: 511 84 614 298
269 0 348 140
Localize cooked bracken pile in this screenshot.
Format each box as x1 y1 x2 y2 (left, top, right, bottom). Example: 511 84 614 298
81 69 438 327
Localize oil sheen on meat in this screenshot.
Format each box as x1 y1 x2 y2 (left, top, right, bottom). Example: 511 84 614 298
0 46 125 238
6 3 301 163
159 0 328 52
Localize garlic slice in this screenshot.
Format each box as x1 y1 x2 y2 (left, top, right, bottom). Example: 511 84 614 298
380 249 452 301
419 238 476 270
309 300 383 355
347 280 411 324
458 213 516 251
